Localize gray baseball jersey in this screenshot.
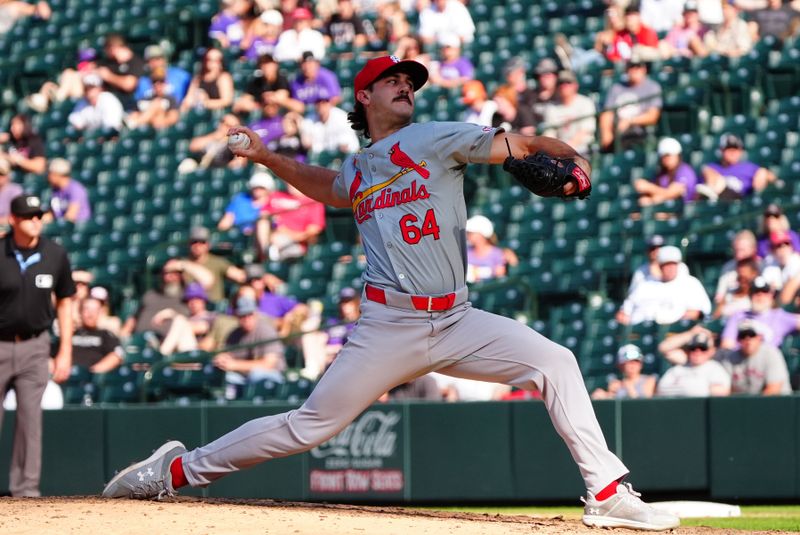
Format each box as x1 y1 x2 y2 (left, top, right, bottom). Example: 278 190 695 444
333 121 497 295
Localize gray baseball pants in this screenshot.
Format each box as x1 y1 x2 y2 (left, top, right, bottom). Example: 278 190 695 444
0 332 51 497
183 294 629 494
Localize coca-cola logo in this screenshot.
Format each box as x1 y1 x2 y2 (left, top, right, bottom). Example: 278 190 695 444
312 411 400 459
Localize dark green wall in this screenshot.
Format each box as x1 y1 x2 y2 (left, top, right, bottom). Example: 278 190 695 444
1 397 798 501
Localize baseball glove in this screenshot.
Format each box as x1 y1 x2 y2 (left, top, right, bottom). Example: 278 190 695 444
503 151 592 200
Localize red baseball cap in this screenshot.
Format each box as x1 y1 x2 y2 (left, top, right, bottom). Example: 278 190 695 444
770 230 791 246
353 56 428 100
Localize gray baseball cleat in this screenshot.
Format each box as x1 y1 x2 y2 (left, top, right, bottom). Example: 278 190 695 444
102 440 187 500
582 482 680 531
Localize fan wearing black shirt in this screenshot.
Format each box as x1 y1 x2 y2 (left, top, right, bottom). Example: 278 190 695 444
72 297 124 373
233 54 303 114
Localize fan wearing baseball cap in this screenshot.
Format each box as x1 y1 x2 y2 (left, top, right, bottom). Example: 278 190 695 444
633 137 699 205
111 51 680 531
755 203 800 259
617 245 712 326
697 132 777 200
590 344 656 400
716 319 791 395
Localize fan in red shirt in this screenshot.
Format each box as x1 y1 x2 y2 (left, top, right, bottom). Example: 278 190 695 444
605 5 660 63
261 184 326 261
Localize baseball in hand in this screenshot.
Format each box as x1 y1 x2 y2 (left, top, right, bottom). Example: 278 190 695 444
228 132 251 151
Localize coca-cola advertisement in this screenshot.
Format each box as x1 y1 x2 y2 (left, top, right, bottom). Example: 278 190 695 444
308 408 406 498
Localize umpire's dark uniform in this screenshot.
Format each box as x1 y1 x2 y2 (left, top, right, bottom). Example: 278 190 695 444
0 194 75 497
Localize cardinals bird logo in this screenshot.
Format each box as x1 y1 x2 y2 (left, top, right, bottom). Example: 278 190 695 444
389 143 429 179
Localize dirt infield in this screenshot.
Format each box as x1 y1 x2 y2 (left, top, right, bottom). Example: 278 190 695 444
0 497 789 535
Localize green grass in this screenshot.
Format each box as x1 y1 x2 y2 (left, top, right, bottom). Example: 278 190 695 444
422 505 800 531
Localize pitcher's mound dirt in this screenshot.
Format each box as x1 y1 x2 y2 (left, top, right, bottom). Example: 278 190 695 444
0 497 786 535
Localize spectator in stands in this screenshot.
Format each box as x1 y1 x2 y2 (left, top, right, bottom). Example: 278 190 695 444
234 53 303 115
120 260 190 341
95 33 145 111
713 257 760 319
756 203 800 258
218 170 274 236
721 276 800 350
697 133 776 201
530 58 560 128
542 70 596 155
270 107 307 163
88 285 122 336
69 269 93 328
762 230 800 293
178 226 246 304
135 44 191 106
26 48 98 113
604 5 661 63
243 9 283 61
261 183 325 261
243 263 305 335
748 0 800 41
393 35 432 71
656 330 731 396
427 33 474 89
491 86 530 135
209 0 244 48
461 80 496 127
717 319 792 395
274 7 327 62
300 97 361 154
181 47 234 112
598 57 662 152
213 296 286 393
0 113 46 175
181 113 243 174
365 1 409 53
247 94 285 142
633 137 698 206
67 73 124 134
323 0 368 50
591 344 657 399
640 0 687 34
417 0 475 45
704 1 753 57
628 235 671 294
44 158 91 223
289 51 342 107
72 296 124 373
126 67 180 130
0 158 22 229
157 282 216 356
0 0 50 33
714 231 761 308
617 245 711 325
495 56 537 135
596 5 627 62
659 1 708 59
465 215 510 283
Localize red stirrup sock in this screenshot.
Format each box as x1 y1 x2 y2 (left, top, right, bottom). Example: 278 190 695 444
170 456 188 489
595 477 625 501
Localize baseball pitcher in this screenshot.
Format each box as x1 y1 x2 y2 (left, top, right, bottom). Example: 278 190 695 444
103 56 678 531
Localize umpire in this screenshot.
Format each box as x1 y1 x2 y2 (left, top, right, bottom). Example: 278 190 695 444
0 194 75 497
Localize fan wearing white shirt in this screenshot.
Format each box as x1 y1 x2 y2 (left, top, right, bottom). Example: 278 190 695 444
617 246 712 325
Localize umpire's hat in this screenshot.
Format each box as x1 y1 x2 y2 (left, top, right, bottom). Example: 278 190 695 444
10 194 47 218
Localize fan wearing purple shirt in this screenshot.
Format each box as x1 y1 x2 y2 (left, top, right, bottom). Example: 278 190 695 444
248 99 285 147
698 133 777 201
45 158 91 223
428 33 474 89
634 137 698 205
289 52 342 108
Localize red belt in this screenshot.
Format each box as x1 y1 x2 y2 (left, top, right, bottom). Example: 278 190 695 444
365 284 457 312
